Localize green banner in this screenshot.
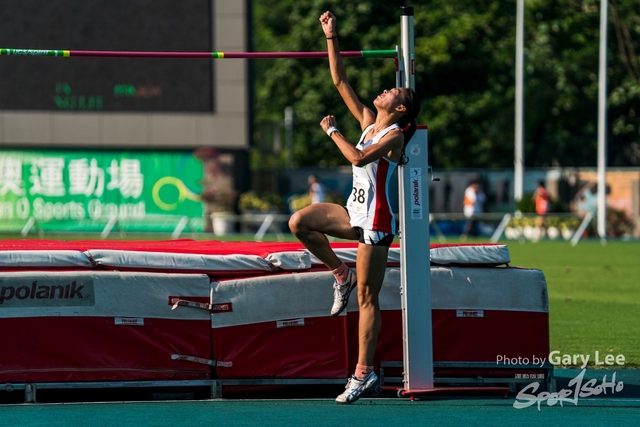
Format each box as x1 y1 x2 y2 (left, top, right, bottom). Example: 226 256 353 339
0 149 205 232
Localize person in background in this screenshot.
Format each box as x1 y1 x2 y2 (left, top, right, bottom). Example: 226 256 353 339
533 180 550 235
460 180 485 240
575 183 597 218
308 174 326 204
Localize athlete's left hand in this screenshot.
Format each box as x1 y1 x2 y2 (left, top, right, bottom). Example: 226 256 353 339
320 115 337 132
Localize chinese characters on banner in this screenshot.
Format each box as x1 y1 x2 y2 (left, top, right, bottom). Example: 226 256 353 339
0 150 203 231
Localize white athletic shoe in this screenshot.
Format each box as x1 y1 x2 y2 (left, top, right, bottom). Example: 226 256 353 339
330 269 357 316
335 371 379 404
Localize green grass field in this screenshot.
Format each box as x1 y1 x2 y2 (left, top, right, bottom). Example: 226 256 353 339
504 239 640 369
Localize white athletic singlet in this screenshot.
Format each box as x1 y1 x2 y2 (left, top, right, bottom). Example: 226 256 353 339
346 123 400 234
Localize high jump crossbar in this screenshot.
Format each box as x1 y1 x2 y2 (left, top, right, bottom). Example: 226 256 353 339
0 48 396 59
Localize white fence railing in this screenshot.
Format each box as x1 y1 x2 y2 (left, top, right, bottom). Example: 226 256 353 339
8 211 596 245
429 212 594 245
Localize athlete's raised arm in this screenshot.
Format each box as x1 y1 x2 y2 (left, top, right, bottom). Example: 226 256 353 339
320 11 375 130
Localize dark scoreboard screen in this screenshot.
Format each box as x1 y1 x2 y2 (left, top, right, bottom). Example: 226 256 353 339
0 0 213 112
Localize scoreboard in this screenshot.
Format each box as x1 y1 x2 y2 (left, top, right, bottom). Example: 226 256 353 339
0 0 213 112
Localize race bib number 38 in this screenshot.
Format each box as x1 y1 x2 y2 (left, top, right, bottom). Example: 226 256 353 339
348 181 368 214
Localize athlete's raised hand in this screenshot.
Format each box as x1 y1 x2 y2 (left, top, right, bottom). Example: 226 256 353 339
319 11 337 38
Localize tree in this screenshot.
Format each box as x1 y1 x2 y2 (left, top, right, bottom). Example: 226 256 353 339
253 0 403 168
412 1 518 168
524 0 640 167
252 0 640 168
608 0 640 166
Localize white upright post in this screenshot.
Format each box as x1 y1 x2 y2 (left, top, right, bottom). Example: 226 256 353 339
514 0 525 203
597 0 608 240
284 106 293 170
398 6 434 390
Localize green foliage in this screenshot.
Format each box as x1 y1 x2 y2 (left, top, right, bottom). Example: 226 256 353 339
253 0 640 168
288 191 347 212
523 0 600 167
287 193 313 212
254 0 399 167
606 206 633 236
414 1 518 168
507 214 580 230
517 192 537 213
238 191 286 213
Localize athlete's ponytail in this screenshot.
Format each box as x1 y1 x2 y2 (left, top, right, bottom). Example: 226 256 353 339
397 88 421 165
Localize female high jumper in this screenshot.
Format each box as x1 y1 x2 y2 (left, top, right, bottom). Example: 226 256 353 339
289 10 421 404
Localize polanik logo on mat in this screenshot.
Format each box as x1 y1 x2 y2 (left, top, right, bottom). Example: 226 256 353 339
0 278 94 308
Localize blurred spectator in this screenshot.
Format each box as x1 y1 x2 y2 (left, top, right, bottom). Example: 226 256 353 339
576 184 597 218
534 180 550 215
533 180 550 234
461 181 485 240
308 174 326 204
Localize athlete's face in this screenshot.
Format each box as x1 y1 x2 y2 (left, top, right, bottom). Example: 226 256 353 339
374 88 407 115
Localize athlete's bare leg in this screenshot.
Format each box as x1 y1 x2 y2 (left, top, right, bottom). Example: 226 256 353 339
354 242 389 366
289 203 359 270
